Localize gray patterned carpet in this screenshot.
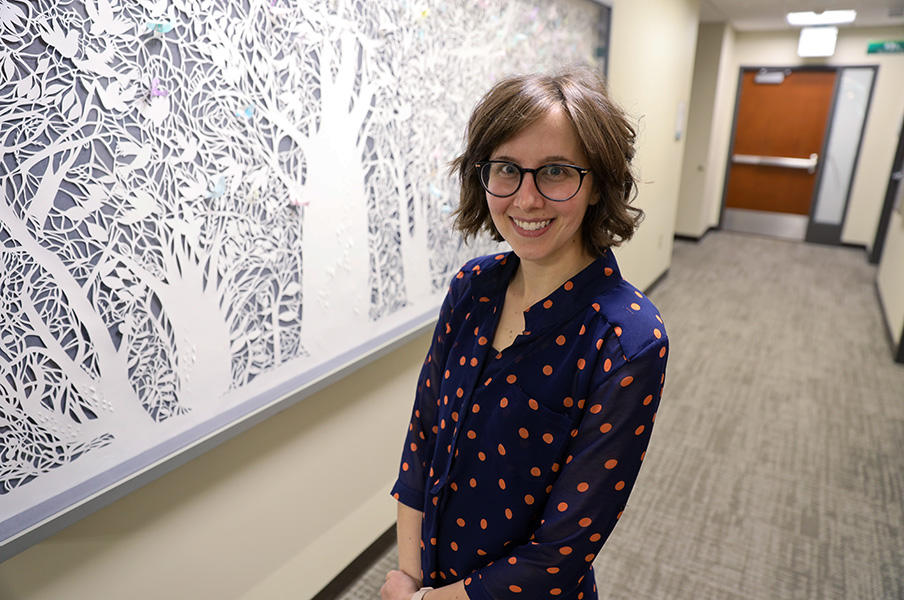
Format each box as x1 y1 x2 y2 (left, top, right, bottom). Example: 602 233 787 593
336 231 904 600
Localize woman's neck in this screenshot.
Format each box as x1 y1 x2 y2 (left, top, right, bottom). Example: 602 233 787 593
509 250 597 310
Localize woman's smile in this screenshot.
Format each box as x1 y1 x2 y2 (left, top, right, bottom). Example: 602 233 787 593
510 216 553 235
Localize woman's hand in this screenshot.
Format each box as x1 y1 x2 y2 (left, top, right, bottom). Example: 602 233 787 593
381 569 420 600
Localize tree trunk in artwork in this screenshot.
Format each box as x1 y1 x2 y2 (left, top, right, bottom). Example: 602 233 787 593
300 32 371 350
146 244 233 411
398 182 431 304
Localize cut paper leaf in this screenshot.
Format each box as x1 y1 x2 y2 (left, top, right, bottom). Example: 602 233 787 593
60 88 76 113
67 93 84 120
45 83 67 96
2 54 14 79
85 221 109 243
13 75 31 98
0 1 25 32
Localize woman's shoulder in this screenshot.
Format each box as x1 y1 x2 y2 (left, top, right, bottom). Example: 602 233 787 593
588 279 667 362
454 251 511 278
446 251 512 296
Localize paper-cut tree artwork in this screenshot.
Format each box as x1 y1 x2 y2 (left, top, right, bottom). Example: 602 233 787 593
0 0 602 547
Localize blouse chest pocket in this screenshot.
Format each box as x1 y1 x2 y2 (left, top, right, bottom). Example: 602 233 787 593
458 381 576 495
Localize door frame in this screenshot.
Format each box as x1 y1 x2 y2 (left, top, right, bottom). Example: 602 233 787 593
718 65 876 244
869 115 904 265
806 65 879 245
870 114 904 364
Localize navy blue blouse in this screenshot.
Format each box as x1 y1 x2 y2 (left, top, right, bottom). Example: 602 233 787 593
391 249 668 600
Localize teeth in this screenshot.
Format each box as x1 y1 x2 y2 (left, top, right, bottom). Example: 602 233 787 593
513 219 551 231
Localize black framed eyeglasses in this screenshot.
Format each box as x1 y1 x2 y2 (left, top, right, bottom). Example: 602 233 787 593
474 160 591 202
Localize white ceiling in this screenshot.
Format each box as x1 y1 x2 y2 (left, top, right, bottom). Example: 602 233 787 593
699 0 904 30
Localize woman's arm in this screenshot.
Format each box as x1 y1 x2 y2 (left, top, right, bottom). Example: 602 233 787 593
390 502 469 600
461 336 668 599
424 580 468 599
397 502 424 583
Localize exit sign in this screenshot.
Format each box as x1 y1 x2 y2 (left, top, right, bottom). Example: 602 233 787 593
867 41 904 54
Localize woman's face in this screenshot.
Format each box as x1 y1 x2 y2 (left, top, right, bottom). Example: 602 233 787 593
486 107 597 270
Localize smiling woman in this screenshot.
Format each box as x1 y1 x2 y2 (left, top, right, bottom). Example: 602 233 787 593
383 67 670 600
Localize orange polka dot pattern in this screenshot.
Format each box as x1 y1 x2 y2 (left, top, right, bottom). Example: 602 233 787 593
391 251 668 600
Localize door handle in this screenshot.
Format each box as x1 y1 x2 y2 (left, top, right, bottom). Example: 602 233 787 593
732 153 819 174
892 171 903 181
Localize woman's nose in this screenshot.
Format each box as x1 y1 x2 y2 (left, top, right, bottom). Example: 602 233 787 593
513 173 545 210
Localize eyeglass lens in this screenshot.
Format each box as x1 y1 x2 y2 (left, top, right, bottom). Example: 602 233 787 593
480 162 582 201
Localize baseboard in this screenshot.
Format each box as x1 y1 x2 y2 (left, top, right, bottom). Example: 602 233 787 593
644 268 669 298
839 241 869 252
311 523 396 599
898 329 904 364
674 225 718 244
673 233 700 242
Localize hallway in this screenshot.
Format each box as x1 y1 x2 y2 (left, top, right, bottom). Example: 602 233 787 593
339 231 904 599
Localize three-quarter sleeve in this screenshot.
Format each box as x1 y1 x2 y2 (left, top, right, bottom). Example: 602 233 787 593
463 337 668 599
391 283 460 511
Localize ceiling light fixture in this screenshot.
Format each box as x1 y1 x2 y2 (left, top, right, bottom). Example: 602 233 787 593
786 10 857 26
797 26 839 56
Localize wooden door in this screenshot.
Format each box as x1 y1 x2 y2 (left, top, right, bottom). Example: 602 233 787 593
725 70 837 215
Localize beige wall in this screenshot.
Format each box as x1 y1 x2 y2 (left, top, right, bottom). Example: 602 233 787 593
703 25 904 249
676 23 721 237
676 22 734 238
608 0 701 287
0 2 702 598
705 24 736 229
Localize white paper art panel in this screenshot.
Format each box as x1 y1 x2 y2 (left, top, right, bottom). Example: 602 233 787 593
0 0 605 554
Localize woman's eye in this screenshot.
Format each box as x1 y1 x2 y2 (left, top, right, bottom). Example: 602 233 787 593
541 165 572 181
495 163 519 177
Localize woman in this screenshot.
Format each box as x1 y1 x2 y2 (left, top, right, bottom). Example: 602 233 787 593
382 67 668 600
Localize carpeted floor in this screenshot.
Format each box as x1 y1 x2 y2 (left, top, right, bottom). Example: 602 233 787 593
336 231 904 600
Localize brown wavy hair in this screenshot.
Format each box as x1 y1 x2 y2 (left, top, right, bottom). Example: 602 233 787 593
450 66 642 255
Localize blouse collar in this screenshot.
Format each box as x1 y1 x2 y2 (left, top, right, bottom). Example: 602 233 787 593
468 249 623 337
